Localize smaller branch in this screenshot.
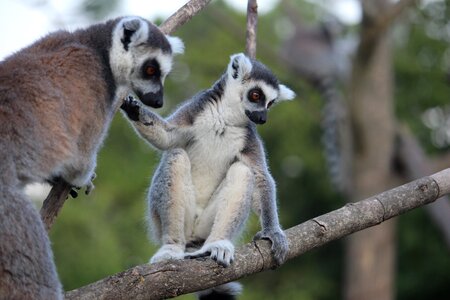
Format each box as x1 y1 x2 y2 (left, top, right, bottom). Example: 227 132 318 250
159 0 212 34
245 0 258 59
40 180 72 232
65 168 450 300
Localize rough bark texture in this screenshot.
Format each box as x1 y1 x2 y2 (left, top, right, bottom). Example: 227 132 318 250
159 0 212 35
65 169 450 300
245 0 258 59
40 181 72 232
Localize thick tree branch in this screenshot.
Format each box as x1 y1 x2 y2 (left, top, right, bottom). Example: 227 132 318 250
159 0 212 35
65 168 450 300
245 0 258 59
40 0 212 231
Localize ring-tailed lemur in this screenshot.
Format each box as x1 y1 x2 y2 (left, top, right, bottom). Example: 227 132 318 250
121 53 295 299
0 16 183 299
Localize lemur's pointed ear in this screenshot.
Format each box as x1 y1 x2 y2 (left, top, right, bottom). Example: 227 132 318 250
120 17 148 51
228 53 252 81
166 36 184 55
278 84 296 101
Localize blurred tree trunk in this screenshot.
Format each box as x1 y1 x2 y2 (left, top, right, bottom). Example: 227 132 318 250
344 1 397 299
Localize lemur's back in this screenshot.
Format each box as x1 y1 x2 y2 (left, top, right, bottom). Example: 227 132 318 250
0 31 111 185
1 16 183 299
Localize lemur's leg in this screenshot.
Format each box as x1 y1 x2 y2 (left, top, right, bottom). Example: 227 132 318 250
0 160 62 299
148 148 195 263
58 158 97 197
186 161 254 266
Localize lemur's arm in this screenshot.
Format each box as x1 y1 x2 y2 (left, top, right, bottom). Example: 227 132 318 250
239 132 289 265
121 96 189 150
252 165 288 265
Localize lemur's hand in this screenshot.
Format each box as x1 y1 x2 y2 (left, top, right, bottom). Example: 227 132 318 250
254 227 288 266
67 173 96 198
120 95 141 121
85 172 96 195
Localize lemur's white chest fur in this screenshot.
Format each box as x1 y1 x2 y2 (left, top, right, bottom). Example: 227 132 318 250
186 101 247 211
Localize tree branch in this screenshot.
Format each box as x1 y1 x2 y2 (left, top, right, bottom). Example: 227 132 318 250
159 0 212 34
40 180 72 232
245 0 258 59
65 168 450 300
39 0 212 231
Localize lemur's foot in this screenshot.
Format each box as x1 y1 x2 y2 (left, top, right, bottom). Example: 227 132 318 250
185 239 234 267
254 228 288 266
120 95 141 121
150 244 185 263
47 176 80 199
85 173 96 195
69 187 80 198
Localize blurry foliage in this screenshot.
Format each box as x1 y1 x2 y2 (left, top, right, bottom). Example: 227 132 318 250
395 0 450 151
45 0 450 299
81 0 120 20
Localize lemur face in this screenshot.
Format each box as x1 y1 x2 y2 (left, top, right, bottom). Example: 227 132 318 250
226 53 295 124
110 17 184 108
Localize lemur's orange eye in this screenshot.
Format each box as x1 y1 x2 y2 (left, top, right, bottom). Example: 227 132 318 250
146 66 156 76
250 91 260 101
248 88 265 103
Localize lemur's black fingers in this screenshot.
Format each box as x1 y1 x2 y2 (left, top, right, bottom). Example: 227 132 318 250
69 189 79 198
120 97 141 121
270 233 288 267
85 183 95 195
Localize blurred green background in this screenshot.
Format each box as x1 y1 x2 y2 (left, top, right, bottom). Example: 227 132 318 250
18 0 450 299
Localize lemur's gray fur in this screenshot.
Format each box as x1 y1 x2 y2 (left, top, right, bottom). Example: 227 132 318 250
121 53 295 299
0 16 183 299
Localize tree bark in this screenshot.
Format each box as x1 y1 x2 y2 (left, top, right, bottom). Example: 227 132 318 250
159 0 212 34
65 169 450 300
245 0 258 59
40 180 72 232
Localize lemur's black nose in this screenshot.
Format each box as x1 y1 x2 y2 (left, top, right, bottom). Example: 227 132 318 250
139 89 164 108
245 110 267 125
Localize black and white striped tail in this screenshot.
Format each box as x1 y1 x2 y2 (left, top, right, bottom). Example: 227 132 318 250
197 282 242 300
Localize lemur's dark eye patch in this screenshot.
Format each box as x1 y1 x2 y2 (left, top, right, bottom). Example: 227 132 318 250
145 66 157 76
142 59 161 79
267 100 275 108
247 88 265 103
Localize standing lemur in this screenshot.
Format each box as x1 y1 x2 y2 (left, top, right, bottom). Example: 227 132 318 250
121 53 295 299
0 16 183 299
